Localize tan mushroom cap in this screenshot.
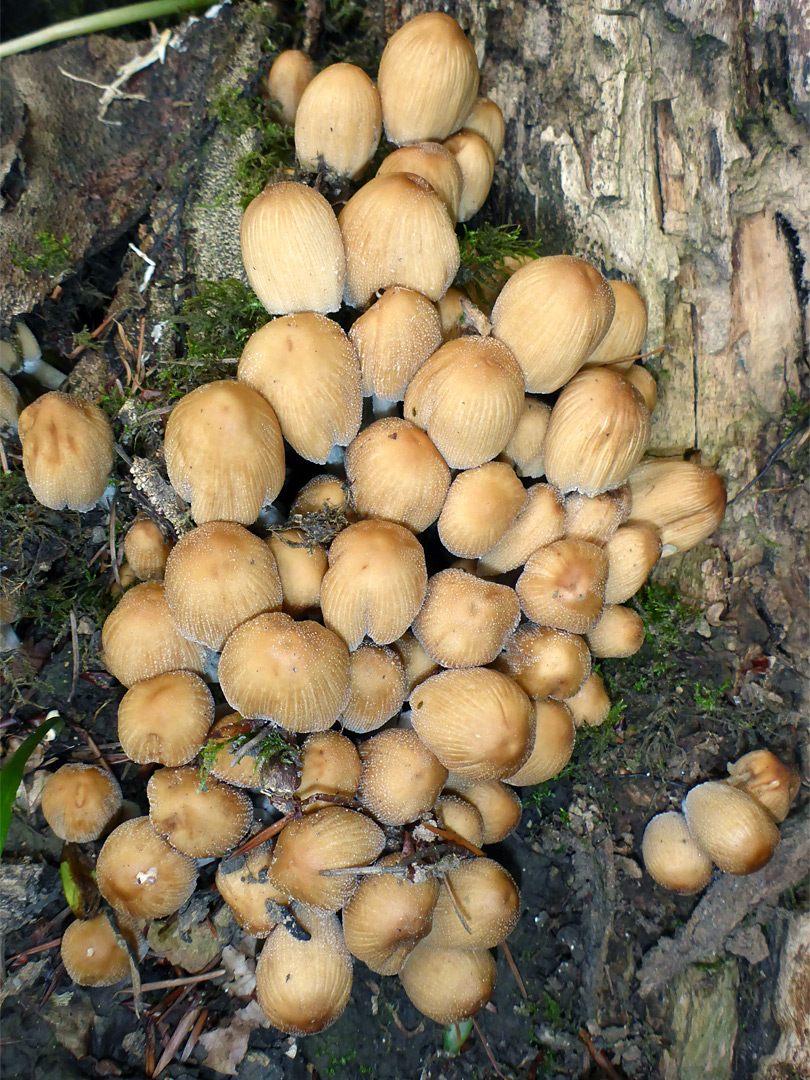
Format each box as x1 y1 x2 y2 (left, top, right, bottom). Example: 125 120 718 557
163 521 282 651
378 12 479 146
498 624 591 700
123 519 173 581
499 397 551 478
491 255 616 393
603 523 662 604
516 539 608 633
345 418 450 533
726 750 800 824
504 699 575 785
563 488 629 545
683 781 780 875
424 858 520 949
390 631 440 695
478 483 565 576
377 142 463 221
434 795 485 848
339 173 460 308
340 643 407 734
118 670 214 766
296 731 362 809
349 287 442 401
0 371 22 432
290 475 356 519
101 582 207 688
436 286 466 341
627 459 727 555
410 668 534 781
586 604 645 658
96 817 197 919
641 812 713 894
564 672 611 728
266 529 328 617
240 181 346 315
203 714 286 789
412 568 520 668
438 462 527 558
262 49 314 125
623 364 657 413
18 391 113 511
269 805 385 911
215 843 290 937
462 96 506 160
148 766 253 858
256 906 353 1035
442 129 495 222
443 778 522 844
61 913 131 987
218 612 350 732
543 368 651 496
320 519 427 651
295 62 382 180
399 940 496 1025
358 729 448 825
586 280 648 369
238 313 361 464
218 847 290 926
164 381 285 525
41 763 122 842
342 855 439 975
404 336 524 469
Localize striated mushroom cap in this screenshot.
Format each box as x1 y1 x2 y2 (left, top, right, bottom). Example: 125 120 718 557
163 521 282 651
240 181 345 315
424 858 520 949
442 129 495 222
461 96 506 160
117 670 214 766
586 280 648 369
500 397 551 478
438 461 527 558
349 287 442 401
516 539 608 633
164 381 284 525
443 778 522 845
627 459 727 555
295 62 382 180
41 763 122 843
296 731 362 810
498 624 591 701
339 173 460 308
683 781 780 875
399 941 496 1024
378 12 479 146
404 336 524 469
641 812 713 894
340 644 407 734
357 729 448 826
18 392 112 511
320 519 427 651
219 612 350 732
377 142 463 222
96 817 197 919
266 529 328 617
148 766 253 857
504 699 576 785
123 519 173 581
262 49 314 125
477 483 565 576
61 913 131 987
101 582 207 688
603 523 662 604
215 843 289 937
238 313 361 464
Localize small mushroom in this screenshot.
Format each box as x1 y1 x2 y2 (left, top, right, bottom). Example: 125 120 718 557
41 763 122 842
96 817 197 919
295 62 382 180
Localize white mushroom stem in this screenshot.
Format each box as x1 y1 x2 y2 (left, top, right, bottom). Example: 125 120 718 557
16 323 67 390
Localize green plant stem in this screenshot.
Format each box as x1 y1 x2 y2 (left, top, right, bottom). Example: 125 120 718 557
0 0 211 59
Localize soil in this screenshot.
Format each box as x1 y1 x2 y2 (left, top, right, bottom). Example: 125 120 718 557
1 3 808 1080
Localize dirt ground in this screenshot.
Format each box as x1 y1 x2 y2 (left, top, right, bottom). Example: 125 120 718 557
1 2 808 1079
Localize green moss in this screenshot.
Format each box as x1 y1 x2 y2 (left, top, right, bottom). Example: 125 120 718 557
198 728 298 788
10 231 73 279
455 222 542 297
212 86 294 209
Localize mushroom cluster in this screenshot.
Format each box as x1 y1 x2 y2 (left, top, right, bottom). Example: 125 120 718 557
22 9 736 1038
642 749 800 892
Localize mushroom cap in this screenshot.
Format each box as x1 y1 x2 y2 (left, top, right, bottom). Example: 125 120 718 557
0 372 22 432
399 940 496 1024
290 474 355 518
164 381 285 525
240 181 346 315
320 519 427 651
438 461 527 558
148 766 253 857
215 843 290 936
564 672 611 728
262 49 314 125
344 418 450 533
603 523 662 604
357 729 448 826
266 529 328 617
348 286 443 401
434 795 485 848
404 336 524 469
41 763 122 842
442 129 495 222
412 568 520 668
461 96 506 160
163 521 282 650
491 255 616 393
563 487 630 545
96 816 197 919
424 858 520 949
499 396 551 478
123 519 173 581
390 630 440 695
622 364 657 413
61 913 131 987
295 62 382 180
18 392 113 511
726 750 801 823
117 670 213 766
442 779 522 844
377 141 463 221
543 367 651 496
477 482 565 576
410 668 534 781
683 781 780 875
101 582 207 688
516 539 608 633
627 459 727 555
238 313 361 464
296 731 362 809
256 906 353 1035
338 173 460 308
218 612 351 732
586 280 648 368
378 12 479 145
340 643 407 734
269 805 385 910
641 812 713 894
504 699 576 785
586 604 645 658
498 624 591 700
